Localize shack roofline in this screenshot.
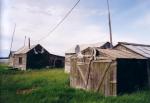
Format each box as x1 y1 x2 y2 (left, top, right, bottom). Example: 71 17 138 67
13 44 64 58
114 42 150 58
65 41 111 54
78 47 144 60
118 42 150 47
14 45 37 54
96 48 145 60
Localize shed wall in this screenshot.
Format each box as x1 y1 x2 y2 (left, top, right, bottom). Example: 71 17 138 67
65 54 73 73
13 54 27 70
70 57 117 96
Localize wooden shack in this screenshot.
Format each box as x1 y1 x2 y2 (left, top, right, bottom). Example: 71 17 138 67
65 42 112 73
70 47 149 96
9 44 64 70
114 42 150 87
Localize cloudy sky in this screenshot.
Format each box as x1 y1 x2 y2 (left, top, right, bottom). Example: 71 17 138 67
0 0 150 57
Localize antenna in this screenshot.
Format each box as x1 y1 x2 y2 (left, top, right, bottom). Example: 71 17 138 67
107 0 113 48
10 23 16 52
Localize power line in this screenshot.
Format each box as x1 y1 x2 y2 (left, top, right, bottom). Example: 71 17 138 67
10 23 16 52
37 0 81 42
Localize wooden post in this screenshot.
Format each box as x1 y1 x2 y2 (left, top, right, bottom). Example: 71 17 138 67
107 0 113 48
147 59 150 88
28 38 30 49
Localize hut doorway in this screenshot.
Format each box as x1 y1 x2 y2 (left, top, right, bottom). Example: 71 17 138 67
117 59 148 94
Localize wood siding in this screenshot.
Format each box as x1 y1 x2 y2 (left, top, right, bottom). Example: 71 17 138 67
70 47 150 96
70 57 117 96
65 54 73 73
12 54 27 70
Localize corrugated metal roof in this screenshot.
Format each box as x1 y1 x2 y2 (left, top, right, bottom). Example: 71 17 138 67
118 42 150 58
14 45 36 54
66 42 110 54
97 49 145 60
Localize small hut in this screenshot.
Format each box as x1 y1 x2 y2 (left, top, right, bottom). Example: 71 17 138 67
65 42 112 73
114 42 150 58
114 42 150 87
9 44 64 70
70 47 150 96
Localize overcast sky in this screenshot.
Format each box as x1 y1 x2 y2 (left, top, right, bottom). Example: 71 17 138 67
0 0 150 57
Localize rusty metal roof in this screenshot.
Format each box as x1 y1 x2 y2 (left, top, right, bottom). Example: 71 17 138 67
97 49 145 60
117 42 150 58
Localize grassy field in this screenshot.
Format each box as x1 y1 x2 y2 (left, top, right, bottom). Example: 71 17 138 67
0 65 150 103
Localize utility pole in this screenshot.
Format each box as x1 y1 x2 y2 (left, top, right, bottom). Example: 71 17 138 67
107 0 113 48
28 38 30 49
24 36 26 47
10 23 16 52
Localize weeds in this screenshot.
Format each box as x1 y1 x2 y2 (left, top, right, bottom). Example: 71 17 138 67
0 65 150 103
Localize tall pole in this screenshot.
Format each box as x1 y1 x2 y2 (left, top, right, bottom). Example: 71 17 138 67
107 0 113 48
24 36 26 47
10 23 16 52
28 37 30 49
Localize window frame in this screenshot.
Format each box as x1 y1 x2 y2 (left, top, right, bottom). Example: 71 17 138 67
19 57 23 65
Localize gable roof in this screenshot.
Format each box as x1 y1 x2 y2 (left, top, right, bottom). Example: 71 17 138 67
14 44 40 54
66 42 111 54
115 42 150 58
97 48 145 60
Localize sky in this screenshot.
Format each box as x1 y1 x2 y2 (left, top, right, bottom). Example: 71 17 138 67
0 0 150 57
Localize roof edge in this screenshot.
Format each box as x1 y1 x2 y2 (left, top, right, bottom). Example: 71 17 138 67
118 42 150 47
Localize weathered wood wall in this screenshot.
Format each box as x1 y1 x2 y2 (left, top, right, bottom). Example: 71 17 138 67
65 54 73 73
70 56 117 96
70 57 150 96
13 54 27 70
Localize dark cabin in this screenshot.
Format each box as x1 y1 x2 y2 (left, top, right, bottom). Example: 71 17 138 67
9 44 64 70
114 42 150 88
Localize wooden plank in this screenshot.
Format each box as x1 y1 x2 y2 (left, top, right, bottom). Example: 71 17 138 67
93 60 112 63
85 58 94 89
77 65 87 86
96 62 113 92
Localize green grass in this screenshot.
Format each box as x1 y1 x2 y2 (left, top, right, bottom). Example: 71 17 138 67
0 65 150 103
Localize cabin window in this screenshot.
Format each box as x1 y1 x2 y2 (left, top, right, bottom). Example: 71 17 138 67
19 57 22 65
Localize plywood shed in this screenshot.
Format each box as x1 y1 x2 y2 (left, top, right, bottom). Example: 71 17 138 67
65 42 112 73
70 47 149 96
9 44 64 70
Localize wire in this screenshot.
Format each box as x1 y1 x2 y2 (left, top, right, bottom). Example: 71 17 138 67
37 0 81 42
